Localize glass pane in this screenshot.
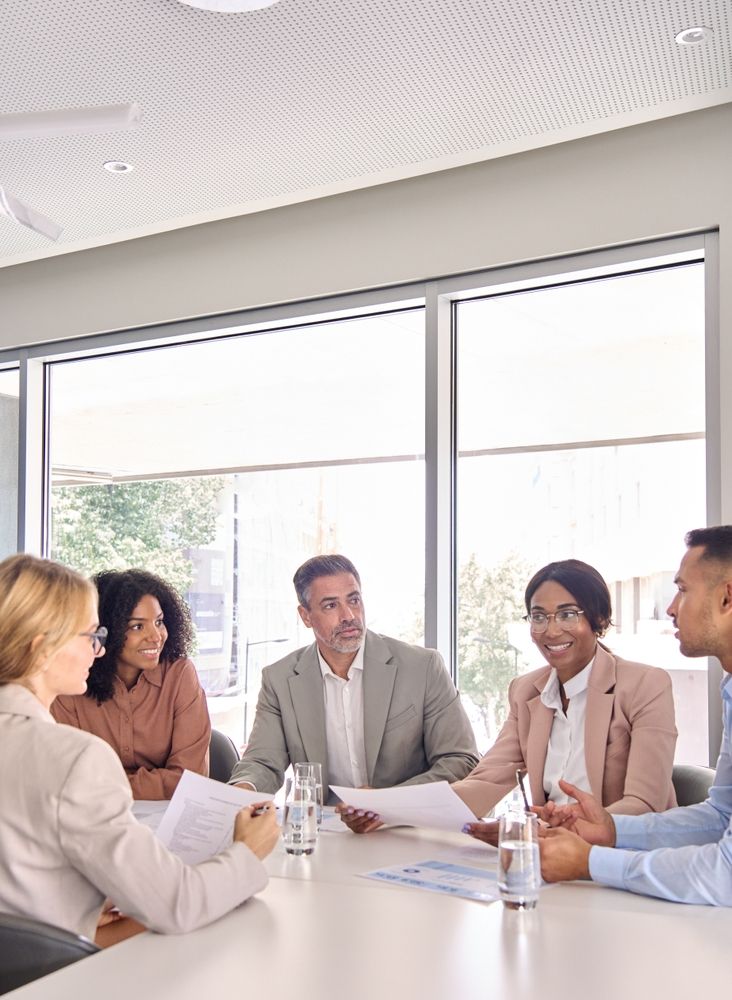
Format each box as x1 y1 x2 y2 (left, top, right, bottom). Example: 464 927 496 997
457 262 706 765
48 308 425 747
0 368 19 559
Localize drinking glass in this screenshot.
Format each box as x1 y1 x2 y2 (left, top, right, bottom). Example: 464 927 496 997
294 761 324 828
497 811 540 909
282 775 318 855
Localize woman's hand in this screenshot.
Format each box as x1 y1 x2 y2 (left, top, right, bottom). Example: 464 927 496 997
461 820 499 846
535 780 616 846
335 803 384 834
233 802 280 859
95 908 146 948
97 904 122 928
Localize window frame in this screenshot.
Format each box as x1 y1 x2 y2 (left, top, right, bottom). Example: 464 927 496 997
0 231 722 764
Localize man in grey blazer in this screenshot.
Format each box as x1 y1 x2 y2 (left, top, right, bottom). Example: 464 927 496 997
229 554 478 801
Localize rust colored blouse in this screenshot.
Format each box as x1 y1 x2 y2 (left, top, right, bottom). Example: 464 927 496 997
51 657 210 800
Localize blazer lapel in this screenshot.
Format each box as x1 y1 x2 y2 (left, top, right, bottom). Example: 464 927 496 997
584 645 616 801
525 670 554 806
361 632 397 783
288 644 329 786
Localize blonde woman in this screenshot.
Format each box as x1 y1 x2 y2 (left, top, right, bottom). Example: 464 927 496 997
0 554 278 942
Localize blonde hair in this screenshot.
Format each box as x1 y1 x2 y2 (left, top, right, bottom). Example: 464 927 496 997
0 554 96 684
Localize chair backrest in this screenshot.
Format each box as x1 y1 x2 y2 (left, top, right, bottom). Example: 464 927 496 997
0 912 98 995
671 763 715 807
209 728 240 783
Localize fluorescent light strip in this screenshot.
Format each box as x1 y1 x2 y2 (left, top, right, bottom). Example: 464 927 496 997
0 102 142 140
0 186 62 241
179 0 279 10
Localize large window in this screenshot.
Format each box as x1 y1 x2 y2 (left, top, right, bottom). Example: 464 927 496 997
456 261 707 762
1 236 718 765
0 368 19 560
47 308 425 746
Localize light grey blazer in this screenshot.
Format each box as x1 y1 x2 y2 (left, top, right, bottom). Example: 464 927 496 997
0 683 268 940
229 630 479 800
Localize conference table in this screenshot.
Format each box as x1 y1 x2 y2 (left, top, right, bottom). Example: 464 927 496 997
10 818 729 1000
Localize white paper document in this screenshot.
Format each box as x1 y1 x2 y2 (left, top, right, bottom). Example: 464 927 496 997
155 770 273 864
329 780 476 832
362 859 500 902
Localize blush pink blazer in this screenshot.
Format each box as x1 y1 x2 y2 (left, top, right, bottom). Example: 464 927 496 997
453 645 677 819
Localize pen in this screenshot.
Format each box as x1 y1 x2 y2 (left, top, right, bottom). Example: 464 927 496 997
250 804 271 817
515 768 531 812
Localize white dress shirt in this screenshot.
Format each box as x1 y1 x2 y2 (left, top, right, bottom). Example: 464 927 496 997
318 642 368 788
541 657 594 804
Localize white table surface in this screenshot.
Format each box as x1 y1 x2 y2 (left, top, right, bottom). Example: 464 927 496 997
10 822 730 1000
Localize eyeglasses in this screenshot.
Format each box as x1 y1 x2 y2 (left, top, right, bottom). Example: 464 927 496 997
79 627 108 655
523 609 585 633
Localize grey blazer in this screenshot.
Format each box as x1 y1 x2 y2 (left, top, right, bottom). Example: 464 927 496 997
229 630 479 800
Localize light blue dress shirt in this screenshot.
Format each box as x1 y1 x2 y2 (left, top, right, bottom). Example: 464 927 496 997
589 673 732 905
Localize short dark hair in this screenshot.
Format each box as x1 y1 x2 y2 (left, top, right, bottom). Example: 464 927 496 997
85 569 194 704
685 526 732 565
293 555 361 608
524 558 612 636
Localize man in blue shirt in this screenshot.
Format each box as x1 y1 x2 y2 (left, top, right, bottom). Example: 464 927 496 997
538 525 732 905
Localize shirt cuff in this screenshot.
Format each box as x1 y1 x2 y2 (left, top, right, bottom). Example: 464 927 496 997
611 813 649 850
588 845 631 890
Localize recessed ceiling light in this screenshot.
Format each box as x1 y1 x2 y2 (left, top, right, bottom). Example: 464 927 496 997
103 161 134 173
178 0 279 10
675 26 714 45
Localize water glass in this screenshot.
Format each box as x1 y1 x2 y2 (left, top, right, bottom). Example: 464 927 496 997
282 775 318 855
294 761 324 828
497 811 540 909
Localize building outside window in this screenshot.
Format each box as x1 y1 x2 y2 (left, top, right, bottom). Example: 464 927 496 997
455 260 706 762
47 308 425 745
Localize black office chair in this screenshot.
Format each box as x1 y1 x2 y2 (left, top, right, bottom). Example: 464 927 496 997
0 913 98 995
209 728 240 782
671 763 715 807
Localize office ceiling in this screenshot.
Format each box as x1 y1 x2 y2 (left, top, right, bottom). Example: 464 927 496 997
1 0 730 269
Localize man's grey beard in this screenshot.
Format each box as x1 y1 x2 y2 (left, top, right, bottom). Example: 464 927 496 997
330 630 364 654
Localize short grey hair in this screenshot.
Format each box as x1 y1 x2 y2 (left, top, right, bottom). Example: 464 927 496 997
293 554 361 608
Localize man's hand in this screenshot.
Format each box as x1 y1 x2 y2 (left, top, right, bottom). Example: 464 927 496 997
335 803 383 834
533 780 616 846
233 801 280 859
539 827 593 882
461 820 499 846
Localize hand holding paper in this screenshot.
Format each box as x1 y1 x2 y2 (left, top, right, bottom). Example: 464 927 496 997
155 770 274 864
330 781 477 833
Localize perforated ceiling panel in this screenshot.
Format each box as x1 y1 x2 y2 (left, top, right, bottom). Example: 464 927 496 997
0 0 730 265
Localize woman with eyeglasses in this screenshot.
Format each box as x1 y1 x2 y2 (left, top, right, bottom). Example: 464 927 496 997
52 568 210 799
0 554 277 941
454 558 678 845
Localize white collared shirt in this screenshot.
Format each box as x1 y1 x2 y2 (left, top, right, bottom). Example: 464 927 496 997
540 657 594 804
317 640 368 788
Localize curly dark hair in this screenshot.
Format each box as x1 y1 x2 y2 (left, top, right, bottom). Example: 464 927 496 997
85 568 194 704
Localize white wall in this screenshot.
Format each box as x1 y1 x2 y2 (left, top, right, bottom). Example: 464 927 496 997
1 104 731 515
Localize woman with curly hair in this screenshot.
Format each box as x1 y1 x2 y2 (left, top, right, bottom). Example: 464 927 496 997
52 568 211 799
